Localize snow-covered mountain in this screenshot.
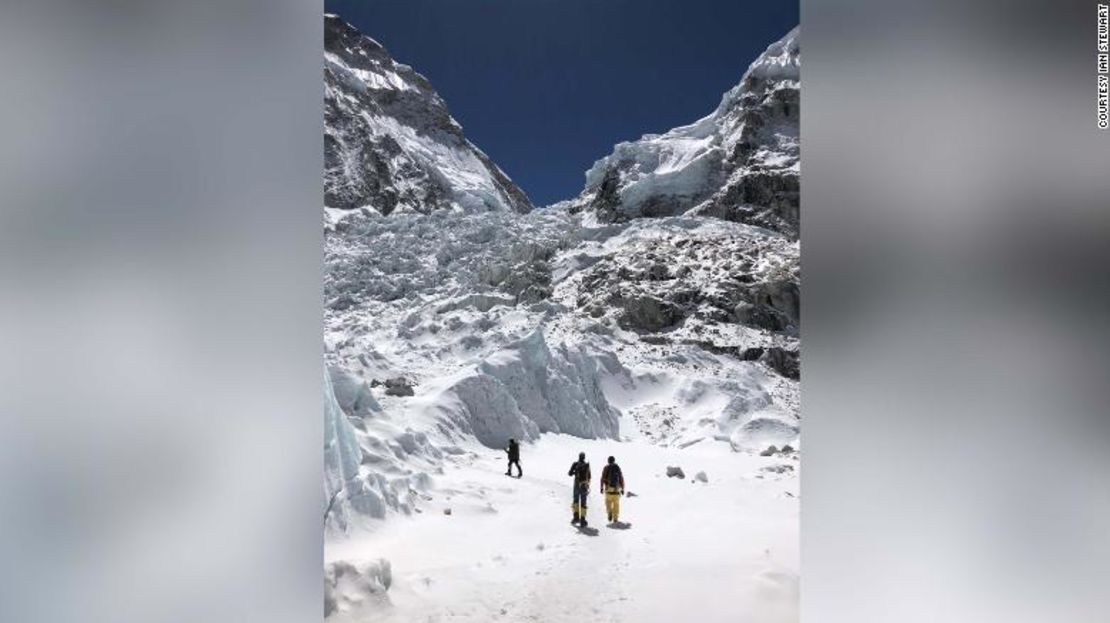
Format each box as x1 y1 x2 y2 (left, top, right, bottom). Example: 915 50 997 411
324 15 533 215
323 19 800 621
574 27 799 238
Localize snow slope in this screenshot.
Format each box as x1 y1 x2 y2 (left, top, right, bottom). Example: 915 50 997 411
322 15 800 622
324 15 533 215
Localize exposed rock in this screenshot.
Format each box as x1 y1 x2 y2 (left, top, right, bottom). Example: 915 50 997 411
694 471 709 483
618 295 684 333
762 347 800 380
384 377 415 397
760 445 779 457
734 302 787 331
666 466 686 479
749 279 799 330
739 346 765 360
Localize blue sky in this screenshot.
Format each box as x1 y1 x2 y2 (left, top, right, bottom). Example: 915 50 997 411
324 0 798 206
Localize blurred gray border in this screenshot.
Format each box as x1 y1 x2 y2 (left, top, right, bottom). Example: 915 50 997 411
0 1 323 622
803 1 1109 621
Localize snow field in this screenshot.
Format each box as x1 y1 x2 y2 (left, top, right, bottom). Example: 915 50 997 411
326 434 798 623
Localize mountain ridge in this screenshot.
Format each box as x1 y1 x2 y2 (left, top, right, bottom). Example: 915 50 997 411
324 14 534 215
572 27 799 237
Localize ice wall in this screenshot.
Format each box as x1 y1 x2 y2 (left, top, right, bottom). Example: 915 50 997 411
434 330 623 448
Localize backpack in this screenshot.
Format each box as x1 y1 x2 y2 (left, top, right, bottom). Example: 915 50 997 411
570 461 590 484
605 464 622 488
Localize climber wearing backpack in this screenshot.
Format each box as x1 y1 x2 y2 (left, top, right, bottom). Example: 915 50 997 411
568 452 591 526
505 438 522 478
600 455 625 523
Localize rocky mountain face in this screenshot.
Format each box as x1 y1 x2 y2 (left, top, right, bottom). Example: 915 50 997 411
323 18 800 534
324 15 533 215
574 27 799 238
555 27 801 383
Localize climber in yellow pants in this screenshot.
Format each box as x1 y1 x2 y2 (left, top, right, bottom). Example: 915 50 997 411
600 456 625 523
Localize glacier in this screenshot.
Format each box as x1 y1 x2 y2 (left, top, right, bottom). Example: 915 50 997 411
322 15 801 622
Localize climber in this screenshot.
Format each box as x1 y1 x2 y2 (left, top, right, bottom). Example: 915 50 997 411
600 455 625 523
505 438 522 478
568 451 591 526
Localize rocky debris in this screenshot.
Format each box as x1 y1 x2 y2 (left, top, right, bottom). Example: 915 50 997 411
733 302 790 332
748 280 799 330
760 444 799 458
617 295 684 333
559 219 799 340
739 347 765 360
734 346 800 379
443 507 452 516
693 170 799 238
383 377 415 397
760 464 795 475
694 471 709 483
666 466 686 479
763 347 800 379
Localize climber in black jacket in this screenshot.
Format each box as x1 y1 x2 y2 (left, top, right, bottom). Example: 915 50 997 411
568 452 591 526
505 438 522 478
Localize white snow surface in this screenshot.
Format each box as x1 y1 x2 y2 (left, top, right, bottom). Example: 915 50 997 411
326 434 798 623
